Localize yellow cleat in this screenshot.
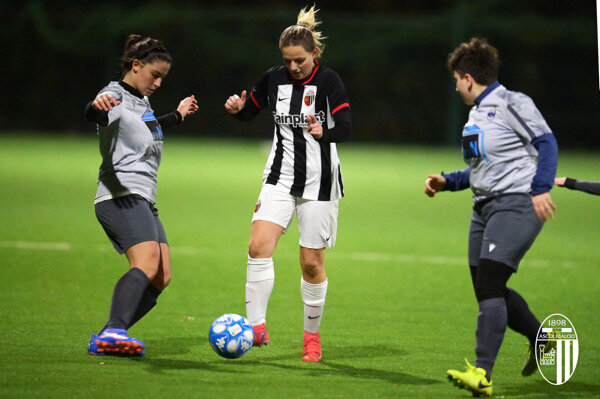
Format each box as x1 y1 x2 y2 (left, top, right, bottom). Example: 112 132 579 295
447 359 493 397
522 339 556 376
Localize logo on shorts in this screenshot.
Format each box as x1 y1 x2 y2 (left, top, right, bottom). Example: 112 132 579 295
488 243 496 252
536 313 578 385
254 199 261 213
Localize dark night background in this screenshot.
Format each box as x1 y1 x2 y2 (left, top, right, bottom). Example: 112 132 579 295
2 0 598 147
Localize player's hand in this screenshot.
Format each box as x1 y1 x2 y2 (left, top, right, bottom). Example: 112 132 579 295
532 192 557 222
177 95 198 121
554 177 566 187
92 94 121 111
307 115 322 139
225 91 246 114
424 174 446 197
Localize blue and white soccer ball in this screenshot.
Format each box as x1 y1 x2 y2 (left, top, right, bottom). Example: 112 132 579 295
208 313 254 359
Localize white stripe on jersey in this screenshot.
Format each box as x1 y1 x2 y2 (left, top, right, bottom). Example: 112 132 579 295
300 85 321 199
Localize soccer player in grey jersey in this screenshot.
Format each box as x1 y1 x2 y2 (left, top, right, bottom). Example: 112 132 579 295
424 38 558 396
225 7 352 362
84 34 197 357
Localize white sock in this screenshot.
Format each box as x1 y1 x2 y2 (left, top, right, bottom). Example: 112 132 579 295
301 278 328 334
245 256 274 326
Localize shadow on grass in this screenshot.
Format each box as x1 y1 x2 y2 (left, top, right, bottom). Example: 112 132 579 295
220 344 439 386
138 341 439 386
501 381 600 397
142 358 237 374
144 337 201 356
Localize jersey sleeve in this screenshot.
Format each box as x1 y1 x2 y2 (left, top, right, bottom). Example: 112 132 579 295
327 71 350 116
442 167 471 191
565 178 600 196
87 88 123 127
505 93 552 142
233 69 270 121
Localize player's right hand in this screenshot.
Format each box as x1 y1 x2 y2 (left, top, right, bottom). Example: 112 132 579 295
92 94 121 111
225 90 247 114
424 174 446 197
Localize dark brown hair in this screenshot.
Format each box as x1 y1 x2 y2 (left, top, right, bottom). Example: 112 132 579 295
279 6 325 59
119 34 172 75
447 37 499 85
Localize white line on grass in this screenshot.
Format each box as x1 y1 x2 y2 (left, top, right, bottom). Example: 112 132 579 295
0 240 72 251
0 240 580 268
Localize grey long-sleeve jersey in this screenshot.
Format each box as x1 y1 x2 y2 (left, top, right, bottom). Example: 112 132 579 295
462 82 555 202
93 82 164 204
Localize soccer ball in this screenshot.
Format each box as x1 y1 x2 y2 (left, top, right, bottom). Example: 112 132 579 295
208 313 254 359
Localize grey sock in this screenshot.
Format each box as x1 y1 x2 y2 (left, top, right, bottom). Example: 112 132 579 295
475 297 507 380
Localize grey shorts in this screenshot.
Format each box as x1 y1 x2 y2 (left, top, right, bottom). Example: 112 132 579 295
468 193 543 271
95 194 168 254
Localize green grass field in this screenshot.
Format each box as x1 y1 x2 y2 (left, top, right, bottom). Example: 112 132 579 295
1 134 599 398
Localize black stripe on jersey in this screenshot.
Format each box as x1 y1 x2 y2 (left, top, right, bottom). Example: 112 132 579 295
290 85 307 197
507 105 535 140
338 164 344 197
317 140 331 200
266 124 284 185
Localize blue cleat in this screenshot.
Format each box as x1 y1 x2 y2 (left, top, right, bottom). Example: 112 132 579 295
94 329 145 357
88 333 103 356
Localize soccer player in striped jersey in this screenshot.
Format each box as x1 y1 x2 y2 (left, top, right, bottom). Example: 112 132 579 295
225 6 352 362
84 34 197 356
555 177 600 196
424 38 558 396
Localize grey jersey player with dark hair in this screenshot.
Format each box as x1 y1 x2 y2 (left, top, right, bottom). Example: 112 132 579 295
425 38 558 396
84 34 197 357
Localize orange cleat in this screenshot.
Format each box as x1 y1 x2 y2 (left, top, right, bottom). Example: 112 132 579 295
252 323 270 347
302 330 322 362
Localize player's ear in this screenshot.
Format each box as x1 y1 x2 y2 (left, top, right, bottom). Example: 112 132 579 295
132 59 142 73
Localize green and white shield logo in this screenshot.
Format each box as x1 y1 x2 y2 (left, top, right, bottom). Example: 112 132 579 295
536 313 578 385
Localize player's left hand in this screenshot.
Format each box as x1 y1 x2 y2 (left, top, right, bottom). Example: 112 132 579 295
532 192 557 222
307 115 323 139
177 95 198 121
554 177 566 187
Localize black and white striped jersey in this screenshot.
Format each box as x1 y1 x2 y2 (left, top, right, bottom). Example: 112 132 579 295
235 62 352 201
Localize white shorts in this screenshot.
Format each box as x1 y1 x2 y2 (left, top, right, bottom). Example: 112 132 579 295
251 184 339 249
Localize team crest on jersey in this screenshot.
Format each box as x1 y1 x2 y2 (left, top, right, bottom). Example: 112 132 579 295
304 89 315 107
487 107 496 120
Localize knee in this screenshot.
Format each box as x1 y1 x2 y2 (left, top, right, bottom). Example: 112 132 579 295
130 244 161 279
248 237 270 259
475 258 513 302
301 258 322 280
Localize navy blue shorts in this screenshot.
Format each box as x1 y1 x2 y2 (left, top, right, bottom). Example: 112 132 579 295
468 194 543 271
95 194 168 254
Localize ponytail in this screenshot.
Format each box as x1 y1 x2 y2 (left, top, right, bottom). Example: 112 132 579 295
279 6 326 59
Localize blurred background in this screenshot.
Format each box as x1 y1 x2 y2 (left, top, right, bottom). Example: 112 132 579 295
1 0 598 147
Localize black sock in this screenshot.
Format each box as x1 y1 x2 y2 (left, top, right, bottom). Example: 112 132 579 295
475 297 507 380
505 287 540 345
102 267 150 331
127 283 162 329
470 265 540 345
